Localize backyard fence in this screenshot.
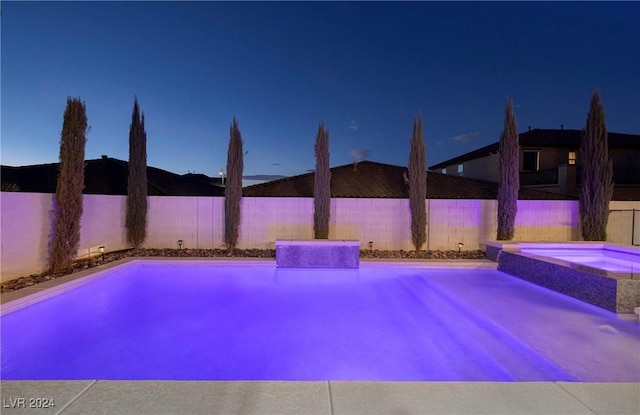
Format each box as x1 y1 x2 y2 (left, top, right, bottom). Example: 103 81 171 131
1 192 638 282
608 209 640 246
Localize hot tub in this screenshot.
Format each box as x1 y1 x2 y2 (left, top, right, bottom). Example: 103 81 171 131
486 242 640 313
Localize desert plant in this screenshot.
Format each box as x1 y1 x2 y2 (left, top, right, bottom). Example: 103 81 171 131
126 97 148 249
579 90 614 241
49 97 88 273
497 98 520 240
313 122 331 239
408 114 427 251
224 117 244 254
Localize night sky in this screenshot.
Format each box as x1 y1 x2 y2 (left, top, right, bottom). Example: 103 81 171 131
2 1 639 183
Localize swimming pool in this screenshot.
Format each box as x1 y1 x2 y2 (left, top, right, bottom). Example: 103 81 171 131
1 260 639 382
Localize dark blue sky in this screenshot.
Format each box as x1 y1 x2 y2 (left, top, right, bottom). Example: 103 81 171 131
2 2 639 182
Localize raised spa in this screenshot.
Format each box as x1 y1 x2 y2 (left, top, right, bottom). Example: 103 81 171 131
490 242 640 313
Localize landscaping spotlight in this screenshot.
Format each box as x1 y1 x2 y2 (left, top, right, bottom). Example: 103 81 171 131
178 240 183 250
99 246 105 261
458 242 464 253
368 241 373 251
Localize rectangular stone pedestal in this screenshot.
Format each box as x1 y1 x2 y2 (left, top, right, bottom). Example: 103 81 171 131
275 240 360 268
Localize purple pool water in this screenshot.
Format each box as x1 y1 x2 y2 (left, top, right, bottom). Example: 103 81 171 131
519 247 639 273
2 261 639 381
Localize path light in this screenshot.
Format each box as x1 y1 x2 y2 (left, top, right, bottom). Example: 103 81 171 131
458 242 464 253
368 241 373 252
219 169 225 187
178 240 183 250
99 246 105 261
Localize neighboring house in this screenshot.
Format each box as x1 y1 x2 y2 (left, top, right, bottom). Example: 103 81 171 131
243 160 573 200
429 128 640 200
0 157 580 200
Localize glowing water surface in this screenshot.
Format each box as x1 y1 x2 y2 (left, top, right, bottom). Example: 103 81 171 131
519 248 640 273
2 262 639 381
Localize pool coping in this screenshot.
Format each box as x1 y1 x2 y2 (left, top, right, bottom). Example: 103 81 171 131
485 241 640 280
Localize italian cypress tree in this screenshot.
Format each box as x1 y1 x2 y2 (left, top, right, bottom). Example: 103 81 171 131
224 117 244 254
579 90 614 241
497 98 520 240
408 114 427 251
126 97 148 249
313 122 331 239
49 97 88 274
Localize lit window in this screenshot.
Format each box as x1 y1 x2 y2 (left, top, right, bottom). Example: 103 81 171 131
441 168 446 174
457 164 463 175
568 151 576 165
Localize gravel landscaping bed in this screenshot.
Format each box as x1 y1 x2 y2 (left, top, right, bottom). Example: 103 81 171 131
1 248 486 294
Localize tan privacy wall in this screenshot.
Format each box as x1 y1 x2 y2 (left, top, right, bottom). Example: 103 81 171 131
2 192 639 282
1 193 129 282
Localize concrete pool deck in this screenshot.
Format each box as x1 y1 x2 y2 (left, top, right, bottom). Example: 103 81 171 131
2 380 639 414
2 258 639 414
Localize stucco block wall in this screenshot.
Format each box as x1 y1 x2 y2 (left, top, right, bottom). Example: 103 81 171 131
237 197 313 249
514 200 579 241
1 193 53 280
237 198 414 251
608 201 640 245
78 194 128 256
0 193 129 281
427 199 495 250
2 192 639 282
146 196 223 249
331 198 413 251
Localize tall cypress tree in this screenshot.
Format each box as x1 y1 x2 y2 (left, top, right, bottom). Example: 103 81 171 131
224 117 244 254
49 97 88 273
313 122 331 239
497 98 519 240
579 90 613 241
408 114 427 251
126 97 148 249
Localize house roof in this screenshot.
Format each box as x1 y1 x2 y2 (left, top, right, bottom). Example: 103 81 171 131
243 160 574 200
1 157 225 196
2 158 575 200
243 161 407 198
429 128 640 170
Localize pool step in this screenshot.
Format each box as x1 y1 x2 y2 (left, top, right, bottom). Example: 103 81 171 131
396 274 574 381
